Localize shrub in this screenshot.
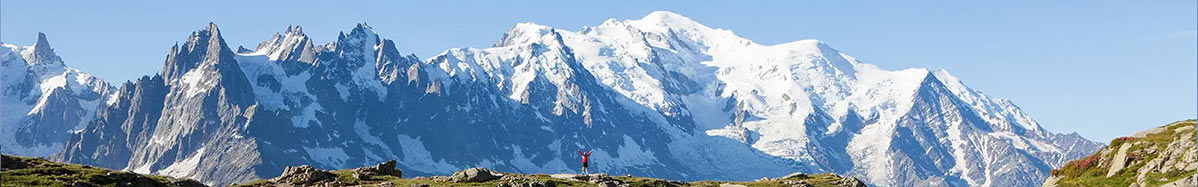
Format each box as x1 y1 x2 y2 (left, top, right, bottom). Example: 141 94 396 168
1053 154 1102 177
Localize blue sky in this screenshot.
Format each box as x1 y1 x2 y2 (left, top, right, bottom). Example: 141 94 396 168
2 1 1194 141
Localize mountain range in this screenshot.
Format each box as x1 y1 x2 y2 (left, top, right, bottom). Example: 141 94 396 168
0 11 1103 186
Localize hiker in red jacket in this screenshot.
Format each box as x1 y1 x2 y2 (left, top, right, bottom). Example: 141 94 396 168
578 149 593 175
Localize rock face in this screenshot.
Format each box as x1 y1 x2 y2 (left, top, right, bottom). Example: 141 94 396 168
53 23 262 186
4 11 1100 186
1045 120 1197 187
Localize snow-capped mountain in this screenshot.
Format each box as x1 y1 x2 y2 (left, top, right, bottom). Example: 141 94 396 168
0 11 1101 186
1 33 114 157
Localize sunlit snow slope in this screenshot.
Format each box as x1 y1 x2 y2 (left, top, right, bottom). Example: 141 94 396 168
425 11 1102 186
0 11 1102 187
1 33 113 157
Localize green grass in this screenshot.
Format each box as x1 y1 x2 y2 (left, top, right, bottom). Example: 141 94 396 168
691 173 851 187
232 173 589 187
232 171 860 187
1048 120 1196 187
1 154 203 187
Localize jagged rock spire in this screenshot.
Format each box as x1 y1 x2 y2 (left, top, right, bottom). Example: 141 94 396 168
203 22 231 58
321 22 382 70
161 22 236 80
237 45 253 53
287 25 304 35
255 25 315 62
35 32 52 50
28 32 63 66
352 22 371 33
337 22 381 48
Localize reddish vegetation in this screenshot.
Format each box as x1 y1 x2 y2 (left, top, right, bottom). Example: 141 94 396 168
1051 154 1102 177
1073 155 1100 169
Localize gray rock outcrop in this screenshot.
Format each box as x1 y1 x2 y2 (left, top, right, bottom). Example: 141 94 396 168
270 165 335 185
450 167 502 183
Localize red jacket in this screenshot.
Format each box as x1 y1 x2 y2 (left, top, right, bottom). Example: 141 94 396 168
578 150 593 163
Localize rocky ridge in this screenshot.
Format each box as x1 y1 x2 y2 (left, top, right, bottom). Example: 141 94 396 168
1044 119 1197 187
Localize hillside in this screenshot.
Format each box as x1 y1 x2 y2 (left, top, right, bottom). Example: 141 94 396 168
1043 119 1197 187
2 155 866 187
1 154 204 187
0 154 867 185
232 160 868 187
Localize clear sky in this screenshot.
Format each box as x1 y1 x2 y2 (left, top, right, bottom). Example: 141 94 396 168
2 1 1194 142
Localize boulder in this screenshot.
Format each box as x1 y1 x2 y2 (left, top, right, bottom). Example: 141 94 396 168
431 176 452 182
352 160 403 180
780 179 813 187
270 165 335 185
836 177 868 187
1161 174 1197 187
1041 175 1062 187
497 175 554 187
582 174 620 186
373 160 404 177
497 181 553 187
571 173 609 181
596 181 619 187
450 167 501 182
1107 143 1134 177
